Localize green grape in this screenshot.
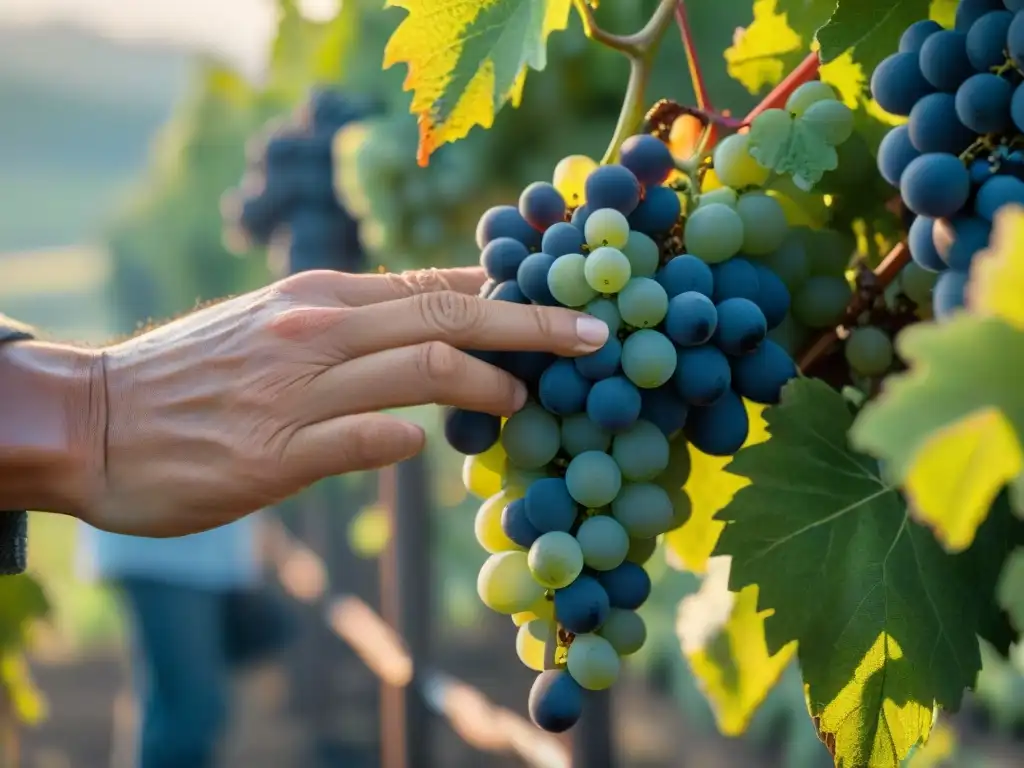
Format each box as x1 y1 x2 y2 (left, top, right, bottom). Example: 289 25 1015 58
475 491 523 553
585 208 631 249
625 536 658 565
792 276 853 328
477 551 545 614
463 454 503 499
762 231 810 291
801 99 854 146
899 261 938 308
801 228 854 277
512 595 554 627
549 253 599 307
767 312 810 356
697 187 738 209
597 609 646 656
561 413 612 457
785 80 838 117
565 451 622 508
735 193 789 255
621 230 661 277
516 618 554 671
712 133 770 189
683 203 744 264
501 404 561 469
617 277 669 328
553 154 598 206
611 419 669 481
621 329 677 388
844 326 894 377
612 482 675 538
585 297 623 334
575 515 630 571
662 484 691 529
528 531 585 589
749 109 794 158
566 634 621 690
584 247 632 293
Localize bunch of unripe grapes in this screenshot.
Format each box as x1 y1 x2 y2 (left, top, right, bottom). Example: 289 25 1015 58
874 0 1024 320
222 89 369 274
443 81 856 734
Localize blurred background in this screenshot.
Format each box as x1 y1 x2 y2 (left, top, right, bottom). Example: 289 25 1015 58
1 0 1024 766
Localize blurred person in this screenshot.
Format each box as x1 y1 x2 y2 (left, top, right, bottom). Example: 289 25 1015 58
0 265 608 568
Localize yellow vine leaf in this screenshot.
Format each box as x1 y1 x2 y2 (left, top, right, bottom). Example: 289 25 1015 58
383 0 572 166
969 204 1024 330
724 0 802 94
666 401 768 574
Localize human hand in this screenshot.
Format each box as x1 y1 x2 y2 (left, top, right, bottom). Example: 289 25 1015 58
41 268 609 536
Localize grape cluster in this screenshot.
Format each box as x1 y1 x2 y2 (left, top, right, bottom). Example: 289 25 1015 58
873 0 1024 319
223 89 375 274
444 86 855 732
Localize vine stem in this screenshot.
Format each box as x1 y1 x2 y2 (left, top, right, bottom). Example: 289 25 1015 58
674 2 712 112
572 0 680 164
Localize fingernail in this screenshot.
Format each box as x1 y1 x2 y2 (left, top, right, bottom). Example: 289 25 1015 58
576 316 609 349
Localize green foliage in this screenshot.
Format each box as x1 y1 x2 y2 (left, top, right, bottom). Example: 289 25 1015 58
817 0 927 68
747 109 838 190
0 575 50 725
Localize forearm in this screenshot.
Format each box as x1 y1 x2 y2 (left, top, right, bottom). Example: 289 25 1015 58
0 341 103 517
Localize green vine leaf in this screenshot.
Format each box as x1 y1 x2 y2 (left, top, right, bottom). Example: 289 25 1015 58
817 0 929 68
747 109 838 191
0 574 49 652
713 378 1020 768
383 0 572 166
268 0 361 99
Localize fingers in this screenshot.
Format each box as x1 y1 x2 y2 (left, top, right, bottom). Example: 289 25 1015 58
282 413 425 485
327 290 610 360
289 267 489 307
302 342 528 424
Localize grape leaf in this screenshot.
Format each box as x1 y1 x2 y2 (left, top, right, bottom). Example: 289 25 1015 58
817 0 929 69
677 557 796 735
0 574 49 651
268 0 360 99
969 206 1024 332
747 111 839 191
714 378 1017 768
383 0 572 166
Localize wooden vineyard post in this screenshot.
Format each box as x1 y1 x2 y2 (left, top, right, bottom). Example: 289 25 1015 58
378 456 434 768
572 690 616 768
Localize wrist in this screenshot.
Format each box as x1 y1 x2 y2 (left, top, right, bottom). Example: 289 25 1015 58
0 341 105 517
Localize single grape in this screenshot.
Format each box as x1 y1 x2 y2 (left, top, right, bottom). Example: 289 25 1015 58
444 408 501 455
751 262 791 329
539 358 592 415
1011 13 1024 71
529 670 583 733
639 385 690 436
665 292 718 346
548 253 598 308
908 216 948 272
801 99 855 145
876 125 920 188
899 261 939 307
684 203 745 263
684 389 750 457
490 280 529 303
625 536 658 565
697 187 739 208
627 185 682 236
673 344 732 405
542 221 586 257
617 277 669 328
656 254 715 298
553 155 598 206
955 73 1013 134
516 618 553 672
566 634 620 691
1013 81 1024 133
612 482 675 538
477 551 545 614
476 204 542 250
463 453 503 499
501 497 543 549
585 296 623 335
517 252 559 305
575 515 630 571
476 491 524 553
481 237 530 282
975 174 1024 220
571 203 591 229
869 52 935 116
932 216 992 271
584 164 642 215
908 93 975 155
730 339 798 404
529 532 585 589
621 330 677 388
619 134 675 186
584 246 633 293
519 181 566 231
596 561 651 610
899 19 942 53
524 477 578 534
585 208 631 249
844 326 894 377
712 298 768 355
554 574 611 633
560 413 612 457
621 230 661 277
712 133 770 189
586 376 642 432
611 419 670 481
712 257 761 303
512 595 553 627
735 193 789 256
501 404 561 469
933 269 970 319
966 10 1014 71
919 30 974 92
957 0 1007 31
763 233 810 291
574 336 623 381
597 609 646 656
791 276 853 328
785 81 837 116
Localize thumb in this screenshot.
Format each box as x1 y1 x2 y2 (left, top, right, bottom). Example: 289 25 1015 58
283 412 426 484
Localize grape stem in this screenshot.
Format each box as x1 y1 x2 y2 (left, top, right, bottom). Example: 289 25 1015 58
572 0 681 164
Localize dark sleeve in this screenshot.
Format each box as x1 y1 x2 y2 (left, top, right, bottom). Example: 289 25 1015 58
0 315 34 575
